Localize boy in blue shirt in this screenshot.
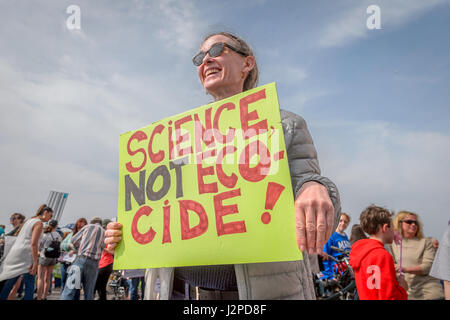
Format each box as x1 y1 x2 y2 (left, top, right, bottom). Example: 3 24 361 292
321 213 351 279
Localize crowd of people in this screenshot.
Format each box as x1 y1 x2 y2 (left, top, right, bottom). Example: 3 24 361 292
1 203 447 301
0 205 146 300
318 207 449 300
0 31 448 301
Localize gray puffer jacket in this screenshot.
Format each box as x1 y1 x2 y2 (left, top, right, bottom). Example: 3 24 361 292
144 109 341 300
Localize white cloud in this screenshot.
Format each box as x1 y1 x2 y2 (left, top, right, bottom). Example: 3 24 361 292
1 1 448 243
0 55 205 226
128 0 206 53
319 4 368 48
279 88 331 114
318 0 450 47
0 0 215 227
311 120 450 239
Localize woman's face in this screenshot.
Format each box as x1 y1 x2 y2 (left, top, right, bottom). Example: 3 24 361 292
10 215 21 227
401 214 419 239
197 35 252 100
77 220 87 229
41 210 53 223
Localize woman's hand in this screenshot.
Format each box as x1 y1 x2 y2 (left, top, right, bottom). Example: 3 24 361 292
29 263 37 276
431 237 439 249
104 222 123 254
399 265 423 276
295 181 334 254
397 274 409 291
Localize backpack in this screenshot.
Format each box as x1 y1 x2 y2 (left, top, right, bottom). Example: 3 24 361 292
44 232 61 258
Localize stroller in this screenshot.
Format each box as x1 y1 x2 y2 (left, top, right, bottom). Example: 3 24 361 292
108 271 129 300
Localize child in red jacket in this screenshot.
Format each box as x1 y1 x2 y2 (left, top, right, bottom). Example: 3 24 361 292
350 205 408 300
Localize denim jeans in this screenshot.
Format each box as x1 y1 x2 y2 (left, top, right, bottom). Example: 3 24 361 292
0 273 35 300
60 262 68 291
60 262 80 300
129 277 146 300
60 256 99 300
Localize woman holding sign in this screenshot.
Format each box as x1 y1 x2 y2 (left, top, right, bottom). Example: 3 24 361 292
105 32 341 300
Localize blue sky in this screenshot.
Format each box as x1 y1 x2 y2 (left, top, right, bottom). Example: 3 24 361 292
0 0 449 240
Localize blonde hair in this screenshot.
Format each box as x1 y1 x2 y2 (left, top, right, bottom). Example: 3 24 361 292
393 210 424 239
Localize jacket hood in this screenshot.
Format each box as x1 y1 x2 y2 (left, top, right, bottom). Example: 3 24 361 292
349 238 386 270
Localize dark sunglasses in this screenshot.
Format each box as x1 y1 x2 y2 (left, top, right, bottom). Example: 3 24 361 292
402 219 418 226
193 42 247 66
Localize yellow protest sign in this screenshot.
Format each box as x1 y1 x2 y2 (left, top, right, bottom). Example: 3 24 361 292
114 83 301 270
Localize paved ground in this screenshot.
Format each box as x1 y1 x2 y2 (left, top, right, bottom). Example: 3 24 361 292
46 286 69 300
45 285 120 300
10 283 121 300
12 273 146 300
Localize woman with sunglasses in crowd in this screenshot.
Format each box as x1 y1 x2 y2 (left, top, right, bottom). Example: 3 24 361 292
105 31 341 300
6 213 26 237
0 213 26 260
388 211 444 300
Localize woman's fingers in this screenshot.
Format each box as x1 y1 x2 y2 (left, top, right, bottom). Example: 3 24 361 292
106 222 122 230
305 206 317 254
104 222 123 253
105 228 122 238
295 181 335 255
325 203 335 242
104 235 122 245
295 200 307 252
315 207 327 254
